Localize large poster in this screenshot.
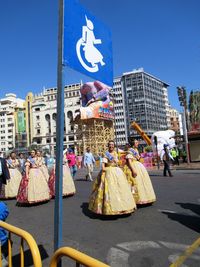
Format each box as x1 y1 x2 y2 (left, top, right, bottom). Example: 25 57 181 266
17 111 26 133
79 81 114 120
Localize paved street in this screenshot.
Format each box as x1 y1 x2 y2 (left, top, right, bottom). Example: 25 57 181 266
4 167 200 267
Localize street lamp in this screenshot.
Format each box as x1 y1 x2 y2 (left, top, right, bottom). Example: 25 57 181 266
177 86 190 164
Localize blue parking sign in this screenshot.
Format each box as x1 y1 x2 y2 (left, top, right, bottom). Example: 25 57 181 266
63 0 113 86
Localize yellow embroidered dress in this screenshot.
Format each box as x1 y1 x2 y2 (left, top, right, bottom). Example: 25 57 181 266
124 148 156 204
0 159 22 199
89 151 136 215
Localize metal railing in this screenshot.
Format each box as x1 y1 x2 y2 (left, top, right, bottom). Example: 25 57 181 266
0 221 110 267
0 221 42 267
50 247 110 267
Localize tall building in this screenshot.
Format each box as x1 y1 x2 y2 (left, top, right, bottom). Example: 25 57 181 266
121 68 170 142
112 77 128 146
0 94 25 154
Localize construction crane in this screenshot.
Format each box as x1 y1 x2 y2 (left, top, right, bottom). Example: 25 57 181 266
131 122 152 146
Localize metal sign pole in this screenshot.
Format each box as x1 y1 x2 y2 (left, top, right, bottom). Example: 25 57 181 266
54 0 64 262
183 107 190 164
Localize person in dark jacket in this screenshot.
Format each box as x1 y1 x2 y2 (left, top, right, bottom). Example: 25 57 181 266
0 157 10 193
160 144 174 177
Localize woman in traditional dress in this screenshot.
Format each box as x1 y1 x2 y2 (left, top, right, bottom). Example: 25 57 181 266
0 152 22 199
16 149 51 204
48 156 76 198
36 151 49 182
124 140 156 205
89 141 136 215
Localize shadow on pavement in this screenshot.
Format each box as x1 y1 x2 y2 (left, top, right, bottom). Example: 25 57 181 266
75 178 91 182
12 244 49 266
137 203 154 209
162 211 200 233
16 200 50 208
175 202 200 217
81 202 132 221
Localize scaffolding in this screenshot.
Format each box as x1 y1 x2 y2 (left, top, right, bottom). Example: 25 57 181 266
74 118 114 156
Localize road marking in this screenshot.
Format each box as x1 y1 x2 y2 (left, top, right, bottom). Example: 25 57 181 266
107 240 200 267
169 237 200 267
158 209 177 214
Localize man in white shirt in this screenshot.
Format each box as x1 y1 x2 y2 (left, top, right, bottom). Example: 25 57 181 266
83 147 95 181
160 144 174 177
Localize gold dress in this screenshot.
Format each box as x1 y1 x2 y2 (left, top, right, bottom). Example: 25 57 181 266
0 159 22 199
89 151 136 215
124 149 156 204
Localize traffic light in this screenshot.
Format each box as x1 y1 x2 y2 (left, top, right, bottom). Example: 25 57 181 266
177 86 187 107
182 87 187 108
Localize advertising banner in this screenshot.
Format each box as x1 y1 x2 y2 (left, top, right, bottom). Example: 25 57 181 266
80 81 114 120
17 111 26 133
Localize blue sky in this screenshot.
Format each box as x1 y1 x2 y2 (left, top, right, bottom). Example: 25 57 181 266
0 0 199 111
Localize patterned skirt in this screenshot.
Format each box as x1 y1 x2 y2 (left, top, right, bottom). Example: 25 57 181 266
124 161 156 204
48 165 76 197
0 168 22 199
17 168 51 204
89 166 136 215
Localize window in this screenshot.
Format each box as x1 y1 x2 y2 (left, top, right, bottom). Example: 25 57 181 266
69 136 74 141
36 138 41 144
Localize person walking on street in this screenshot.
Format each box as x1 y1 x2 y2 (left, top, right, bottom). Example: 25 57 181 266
175 147 180 165
181 149 187 163
18 153 26 175
171 148 177 165
84 147 95 181
66 149 77 179
88 140 136 215
160 144 174 177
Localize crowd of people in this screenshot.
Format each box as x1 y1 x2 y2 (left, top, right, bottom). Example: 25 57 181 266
0 140 157 265
0 149 76 205
0 140 157 212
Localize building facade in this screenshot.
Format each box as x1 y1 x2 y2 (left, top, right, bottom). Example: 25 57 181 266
168 107 182 135
121 68 170 142
30 83 81 155
0 94 25 154
0 69 172 153
112 77 128 146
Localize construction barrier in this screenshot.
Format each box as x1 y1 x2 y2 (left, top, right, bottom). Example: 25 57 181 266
50 247 109 267
0 221 42 267
0 221 109 267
